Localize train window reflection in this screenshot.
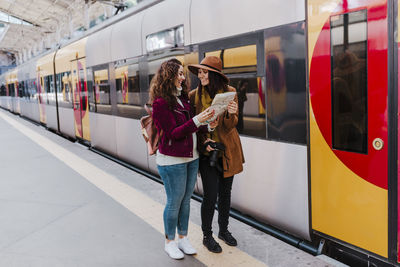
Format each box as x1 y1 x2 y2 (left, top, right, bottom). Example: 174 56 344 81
331 10 367 153
57 72 73 108
186 51 200 90
89 68 112 115
205 46 265 138
265 21 307 144
0 84 6 96
115 64 142 119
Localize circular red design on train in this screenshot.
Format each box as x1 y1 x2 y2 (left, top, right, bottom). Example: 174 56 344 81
310 4 388 190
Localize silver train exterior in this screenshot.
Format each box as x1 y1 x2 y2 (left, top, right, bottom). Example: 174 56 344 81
0 0 309 240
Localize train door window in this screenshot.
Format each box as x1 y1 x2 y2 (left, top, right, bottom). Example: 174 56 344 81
44 75 55 105
49 75 55 105
57 72 73 108
18 81 24 98
265 21 307 144
115 62 141 119
331 10 367 153
9 83 15 97
89 68 111 115
204 44 266 138
31 79 37 101
0 84 5 96
22 81 28 99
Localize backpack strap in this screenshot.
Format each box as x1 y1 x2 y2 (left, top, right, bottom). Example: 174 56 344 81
144 103 152 115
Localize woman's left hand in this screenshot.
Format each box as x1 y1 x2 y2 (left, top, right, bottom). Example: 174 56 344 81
227 100 238 114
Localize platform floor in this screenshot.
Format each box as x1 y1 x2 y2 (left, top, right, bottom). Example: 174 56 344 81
0 108 336 267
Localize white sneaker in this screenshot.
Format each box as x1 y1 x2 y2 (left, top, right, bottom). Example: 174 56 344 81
164 240 184 259
178 237 197 255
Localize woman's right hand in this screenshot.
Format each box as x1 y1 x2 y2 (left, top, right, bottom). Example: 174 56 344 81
204 138 216 152
197 108 215 123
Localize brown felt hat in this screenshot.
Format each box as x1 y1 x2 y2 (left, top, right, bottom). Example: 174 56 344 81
188 56 229 83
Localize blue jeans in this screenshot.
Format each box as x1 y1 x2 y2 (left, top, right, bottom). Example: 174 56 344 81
157 159 199 240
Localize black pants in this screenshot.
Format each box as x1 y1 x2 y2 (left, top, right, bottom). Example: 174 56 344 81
199 156 234 236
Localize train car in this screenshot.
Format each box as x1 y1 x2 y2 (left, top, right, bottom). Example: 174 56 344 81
308 0 399 265
4 0 400 266
18 59 40 122
54 38 90 140
0 73 6 109
5 69 18 113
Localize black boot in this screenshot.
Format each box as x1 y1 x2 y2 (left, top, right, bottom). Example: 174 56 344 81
203 235 222 253
218 231 237 246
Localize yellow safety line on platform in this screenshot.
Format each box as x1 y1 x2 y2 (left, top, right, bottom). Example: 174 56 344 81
0 110 267 267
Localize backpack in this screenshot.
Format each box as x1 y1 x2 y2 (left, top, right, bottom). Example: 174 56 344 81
140 104 162 155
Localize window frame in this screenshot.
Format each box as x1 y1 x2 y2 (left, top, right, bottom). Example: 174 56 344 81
198 31 267 140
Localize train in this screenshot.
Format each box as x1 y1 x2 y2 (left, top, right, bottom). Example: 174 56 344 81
0 0 399 266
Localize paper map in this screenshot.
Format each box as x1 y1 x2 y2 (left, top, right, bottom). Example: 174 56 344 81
208 92 236 122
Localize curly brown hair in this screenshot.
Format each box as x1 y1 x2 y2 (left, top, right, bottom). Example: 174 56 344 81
149 59 188 109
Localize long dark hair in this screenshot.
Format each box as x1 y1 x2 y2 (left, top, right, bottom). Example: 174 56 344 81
149 59 188 109
199 70 228 99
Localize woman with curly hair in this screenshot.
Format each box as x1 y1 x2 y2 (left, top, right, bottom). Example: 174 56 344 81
150 58 217 259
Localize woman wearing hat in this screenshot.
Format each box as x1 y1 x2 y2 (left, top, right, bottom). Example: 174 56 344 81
150 59 216 259
188 56 245 253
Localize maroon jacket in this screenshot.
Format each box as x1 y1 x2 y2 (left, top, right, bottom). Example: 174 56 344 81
152 95 204 158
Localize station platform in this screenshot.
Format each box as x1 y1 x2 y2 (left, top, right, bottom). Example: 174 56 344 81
0 108 341 267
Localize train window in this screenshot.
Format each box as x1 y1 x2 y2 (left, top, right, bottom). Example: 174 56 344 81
57 72 73 108
88 68 112 115
30 79 37 101
205 45 265 138
0 84 5 96
115 64 142 119
8 83 15 97
18 81 24 98
146 25 184 53
265 21 307 144
44 75 56 105
331 10 367 153
185 51 200 90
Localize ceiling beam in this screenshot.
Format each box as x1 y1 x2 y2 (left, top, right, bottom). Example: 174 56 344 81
0 6 40 27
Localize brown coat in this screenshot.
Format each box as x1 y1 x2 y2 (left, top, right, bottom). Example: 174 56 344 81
189 86 245 177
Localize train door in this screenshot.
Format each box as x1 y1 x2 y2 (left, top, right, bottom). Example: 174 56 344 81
308 0 389 258
71 57 90 141
36 70 46 124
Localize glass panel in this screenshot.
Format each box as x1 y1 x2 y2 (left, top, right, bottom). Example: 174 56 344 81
18 81 24 98
0 84 6 96
265 21 307 144
146 25 183 53
115 64 142 119
229 77 266 138
185 51 200 90
8 83 15 97
58 72 73 108
48 75 56 105
92 68 111 114
331 10 367 153
205 50 221 58
223 45 257 68
205 45 265 138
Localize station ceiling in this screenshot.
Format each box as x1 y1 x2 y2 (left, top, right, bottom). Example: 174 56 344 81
0 0 129 63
